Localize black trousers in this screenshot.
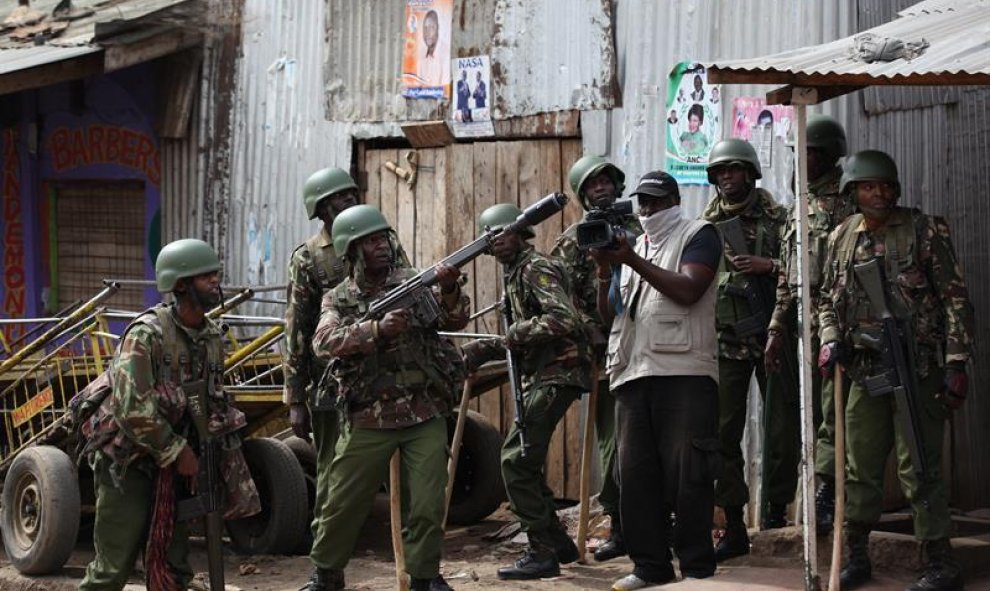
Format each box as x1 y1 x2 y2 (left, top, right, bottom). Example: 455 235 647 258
615 375 719 581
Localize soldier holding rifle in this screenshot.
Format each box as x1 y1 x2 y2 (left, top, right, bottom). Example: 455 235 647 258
310 205 469 591
700 138 791 558
79 239 260 591
818 150 974 591
463 203 591 581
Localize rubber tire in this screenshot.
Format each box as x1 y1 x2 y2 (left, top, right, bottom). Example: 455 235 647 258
446 410 505 525
226 438 308 555
1 445 81 575
282 436 317 555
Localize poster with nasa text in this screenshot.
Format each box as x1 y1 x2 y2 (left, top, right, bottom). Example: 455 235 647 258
401 0 453 99
450 55 495 138
664 62 721 185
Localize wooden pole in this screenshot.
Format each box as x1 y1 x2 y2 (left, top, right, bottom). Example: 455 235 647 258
576 363 601 564
443 376 473 529
390 451 410 591
828 366 846 591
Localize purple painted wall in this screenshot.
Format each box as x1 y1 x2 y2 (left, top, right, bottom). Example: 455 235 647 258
0 62 162 341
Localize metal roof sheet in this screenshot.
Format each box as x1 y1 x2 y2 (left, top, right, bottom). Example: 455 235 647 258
704 0 990 86
0 0 192 73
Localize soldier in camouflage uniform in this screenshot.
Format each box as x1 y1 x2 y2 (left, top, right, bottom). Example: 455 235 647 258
550 155 641 562
765 115 857 534
819 150 974 591
464 203 591 581
80 239 260 591
700 139 789 560
310 205 469 591
284 167 359 591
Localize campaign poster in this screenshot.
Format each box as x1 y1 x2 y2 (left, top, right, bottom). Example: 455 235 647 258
730 98 794 171
450 55 495 138
665 62 721 185
401 0 453 99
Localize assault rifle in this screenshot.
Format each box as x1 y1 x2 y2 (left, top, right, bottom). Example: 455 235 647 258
500 267 529 458
365 192 569 325
176 384 226 591
716 216 775 339
853 257 929 478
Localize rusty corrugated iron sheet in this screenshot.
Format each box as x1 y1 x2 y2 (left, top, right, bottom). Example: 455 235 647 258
703 0 990 86
323 0 615 122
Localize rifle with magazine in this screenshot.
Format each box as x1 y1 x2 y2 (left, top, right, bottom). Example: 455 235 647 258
366 193 569 326
853 257 929 478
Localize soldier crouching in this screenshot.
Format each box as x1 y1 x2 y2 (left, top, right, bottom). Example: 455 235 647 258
308 205 469 591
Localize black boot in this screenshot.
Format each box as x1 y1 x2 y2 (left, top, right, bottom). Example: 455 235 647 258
497 533 561 580
714 507 750 562
762 504 788 529
594 514 626 562
411 574 456 591
816 479 836 535
549 525 579 564
298 568 345 591
839 524 872 590
906 538 963 591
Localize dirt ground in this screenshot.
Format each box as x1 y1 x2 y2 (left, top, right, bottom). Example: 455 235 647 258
3 500 990 591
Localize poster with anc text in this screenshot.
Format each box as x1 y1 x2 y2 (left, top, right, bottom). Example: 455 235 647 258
401 0 453 99
450 55 495 138
730 98 794 171
665 62 721 185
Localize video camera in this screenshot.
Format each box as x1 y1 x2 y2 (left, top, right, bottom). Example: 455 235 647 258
575 200 634 250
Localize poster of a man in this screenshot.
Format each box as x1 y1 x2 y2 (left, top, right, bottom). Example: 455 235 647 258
473 70 487 108
456 70 472 122
451 55 494 138
401 0 452 99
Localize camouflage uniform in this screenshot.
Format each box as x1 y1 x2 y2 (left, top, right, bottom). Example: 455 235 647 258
285 227 347 563
769 166 857 481
80 305 259 591
468 245 591 551
819 207 974 540
701 188 791 510
309 265 469 580
550 216 641 521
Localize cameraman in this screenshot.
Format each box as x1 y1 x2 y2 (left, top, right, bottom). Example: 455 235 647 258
590 171 721 590
550 155 641 561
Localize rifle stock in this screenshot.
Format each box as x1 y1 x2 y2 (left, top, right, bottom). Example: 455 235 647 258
366 193 569 326
853 257 929 478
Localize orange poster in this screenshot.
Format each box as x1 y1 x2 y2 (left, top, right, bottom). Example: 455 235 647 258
401 0 453 99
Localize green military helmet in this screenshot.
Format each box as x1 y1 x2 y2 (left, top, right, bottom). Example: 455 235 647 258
839 149 900 195
478 203 534 239
303 167 358 220
706 138 762 184
155 238 221 292
806 114 847 160
567 155 626 210
331 204 392 256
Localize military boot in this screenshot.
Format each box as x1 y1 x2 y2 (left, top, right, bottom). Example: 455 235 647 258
839 524 872 590
762 504 788 529
906 538 963 591
815 479 835 535
298 568 345 591
411 574 456 591
549 525 580 564
497 532 561 580
594 513 626 562
714 507 750 562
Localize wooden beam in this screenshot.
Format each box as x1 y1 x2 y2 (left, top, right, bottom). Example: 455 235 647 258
493 110 580 139
156 49 202 139
103 29 203 73
0 52 104 96
766 84 864 105
400 121 454 148
709 66 990 88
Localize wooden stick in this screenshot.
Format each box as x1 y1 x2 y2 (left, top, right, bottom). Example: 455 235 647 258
443 375 473 529
828 366 845 591
390 451 410 591
576 363 601 564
